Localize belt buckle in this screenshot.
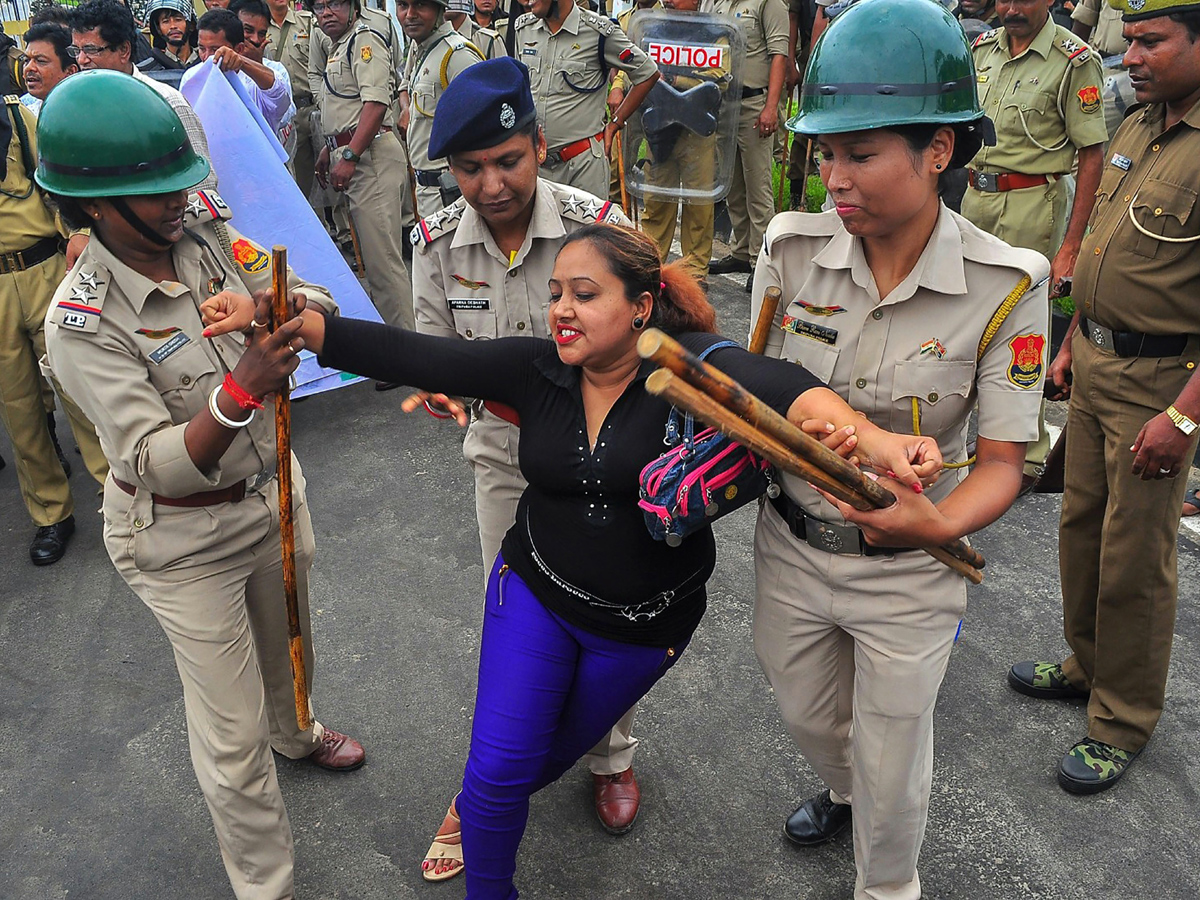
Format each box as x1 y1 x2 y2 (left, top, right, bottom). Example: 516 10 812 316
1089 322 1116 352
0 253 10 275
802 512 863 556
246 465 277 493
975 172 995 192
325 135 338 151
14 249 25 271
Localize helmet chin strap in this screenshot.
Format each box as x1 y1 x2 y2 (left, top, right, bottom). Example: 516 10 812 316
111 197 173 247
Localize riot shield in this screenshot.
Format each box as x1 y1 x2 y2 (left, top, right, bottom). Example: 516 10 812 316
625 10 745 204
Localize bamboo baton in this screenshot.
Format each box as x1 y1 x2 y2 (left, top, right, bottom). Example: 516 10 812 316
270 246 312 731
615 131 631 220
645 370 983 584
749 286 782 355
637 329 986 572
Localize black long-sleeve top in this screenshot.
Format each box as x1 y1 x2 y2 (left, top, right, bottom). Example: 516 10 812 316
321 318 823 646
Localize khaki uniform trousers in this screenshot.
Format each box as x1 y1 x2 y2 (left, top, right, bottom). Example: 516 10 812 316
344 133 414 329
103 462 323 900
641 131 717 281
415 183 444 220
292 103 316 204
753 503 965 900
726 93 775 265
961 177 1069 474
465 409 640 774
539 139 608 202
1058 331 1197 752
0 256 107 526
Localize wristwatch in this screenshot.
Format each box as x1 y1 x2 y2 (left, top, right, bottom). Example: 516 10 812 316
1166 405 1198 436
340 147 361 163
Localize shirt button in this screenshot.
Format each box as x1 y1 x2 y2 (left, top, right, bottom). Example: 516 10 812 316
928 391 939 402
133 518 145 529
1124 194 1131 202
872 310 883 320
1155 207 1164 216
517 321 526 330
465 328 474 338
1152 143 1161 151
855 378 867 389
1188 361 1197 370
1094 247 1101 255
180 375 191 385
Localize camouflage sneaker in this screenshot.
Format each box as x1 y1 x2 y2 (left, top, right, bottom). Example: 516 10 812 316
1007 661 1090 700
1058 738 1143 794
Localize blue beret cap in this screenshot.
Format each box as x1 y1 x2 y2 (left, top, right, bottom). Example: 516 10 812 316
428 57 539 160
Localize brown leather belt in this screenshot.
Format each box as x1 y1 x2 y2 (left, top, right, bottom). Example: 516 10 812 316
324 125 392 151
967 170 1056 193
113 476 246 507
0 236 63 275
548 131 603 164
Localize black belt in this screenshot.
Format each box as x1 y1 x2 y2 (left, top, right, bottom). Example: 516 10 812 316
741 86 765 99
1081 318 1188 358
769 493 917 557
0 236 63 275
415 168 447 187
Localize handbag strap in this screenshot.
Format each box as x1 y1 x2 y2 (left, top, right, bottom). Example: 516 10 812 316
664 339 741 450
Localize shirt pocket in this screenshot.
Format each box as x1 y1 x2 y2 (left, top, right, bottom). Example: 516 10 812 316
779 332 840 384
890 359 975 438
558 58 605 96
1000 87 1063 153
452 308 498 340
1125 179 1200 262
146 340 219 424
1093 161 1128 209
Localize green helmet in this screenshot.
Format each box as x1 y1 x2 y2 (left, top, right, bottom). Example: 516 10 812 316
35 70 211 198
788 0 984 136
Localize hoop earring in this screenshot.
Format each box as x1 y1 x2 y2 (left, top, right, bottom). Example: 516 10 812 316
632 315 645 330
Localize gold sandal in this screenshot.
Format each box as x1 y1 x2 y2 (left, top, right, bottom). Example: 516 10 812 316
421 799 464 883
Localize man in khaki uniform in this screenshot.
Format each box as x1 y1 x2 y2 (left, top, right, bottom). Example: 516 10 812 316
412 62 643 873
446 0 506 59
39 73 364 900
315 0 414 329
1070 0 1135 140
398 0 484 216
1008 0 1200 795
703 0 787 290
964 3 1107 482
517 0 659 198
0 95 107 565
265 0 318 197
604 0 658 204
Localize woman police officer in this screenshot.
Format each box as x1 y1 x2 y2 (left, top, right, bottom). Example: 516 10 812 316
750 1 1049 897
39 71 364 900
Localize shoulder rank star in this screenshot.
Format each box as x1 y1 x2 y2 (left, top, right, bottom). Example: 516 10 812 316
797 299 846 316
560 194 584 214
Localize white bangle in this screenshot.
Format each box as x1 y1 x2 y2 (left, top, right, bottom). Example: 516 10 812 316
208 385 255 429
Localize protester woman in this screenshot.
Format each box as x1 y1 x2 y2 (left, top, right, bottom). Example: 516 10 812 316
39 71 365 900
749 2 1050 898
205 219 940 899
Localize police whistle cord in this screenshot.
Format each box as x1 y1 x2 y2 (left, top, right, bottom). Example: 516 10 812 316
638 329 986 583
270 246 313 731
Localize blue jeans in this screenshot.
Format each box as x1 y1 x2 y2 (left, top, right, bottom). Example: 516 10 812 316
458 556 689 900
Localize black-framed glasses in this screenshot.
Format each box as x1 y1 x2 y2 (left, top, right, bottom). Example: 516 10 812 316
67 43 116 58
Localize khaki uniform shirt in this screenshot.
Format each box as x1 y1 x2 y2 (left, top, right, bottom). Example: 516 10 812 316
403 22 484 172
318 14 399 136
516 4 657 149
456 17 506 59
971 18 1108 175
0 102 63 251
311 8 403 119
700 0 788 90
43 192 336 498
753 207 1049 517
1070 0 1127 59
1074 98 1200 336
268 7 317 108
412 178 629 342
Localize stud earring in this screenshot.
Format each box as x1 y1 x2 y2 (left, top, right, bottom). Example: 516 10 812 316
935 163 943 170
632 315 645 330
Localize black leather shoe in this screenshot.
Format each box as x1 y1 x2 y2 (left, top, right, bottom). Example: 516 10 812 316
784 790 852 846
30 515 75 566
744 272 754 293
709 255 752 275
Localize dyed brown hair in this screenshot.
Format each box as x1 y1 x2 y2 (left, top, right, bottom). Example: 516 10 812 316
560 223 718 334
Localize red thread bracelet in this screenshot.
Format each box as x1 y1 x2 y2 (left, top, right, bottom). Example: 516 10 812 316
223 373 265 410
423 398 455 420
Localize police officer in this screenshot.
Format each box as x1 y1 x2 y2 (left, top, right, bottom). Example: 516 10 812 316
398 0 484 216
40 71 365 900
315 0 415 329
752 2 1047 897
0 89 106 565
964 0 1107 485
1007 0 1200 795
407 58 645 879
446 0 506 59
703 0 787 291
1070 0 1136 141
265 0 318 194
516 0 659 198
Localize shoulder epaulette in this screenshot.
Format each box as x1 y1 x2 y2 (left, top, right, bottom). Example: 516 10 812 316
51 263 111 335
411 198 468 248
551 184 624 225
578 7 618 35
184 190 232 227
972 28 999 50
515 11 538 28
763 210 840 253
1054 32 1092 66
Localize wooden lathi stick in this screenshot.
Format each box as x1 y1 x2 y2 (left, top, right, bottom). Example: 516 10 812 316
749 285 782 355
615 131 631 220
638 328 986 572
270 245 312 731
645 370 983 585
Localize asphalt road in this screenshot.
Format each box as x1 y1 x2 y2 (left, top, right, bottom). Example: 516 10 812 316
1 269 1197 900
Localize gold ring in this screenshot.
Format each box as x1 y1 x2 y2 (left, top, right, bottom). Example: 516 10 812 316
251 318 268 329
289 341 297 354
